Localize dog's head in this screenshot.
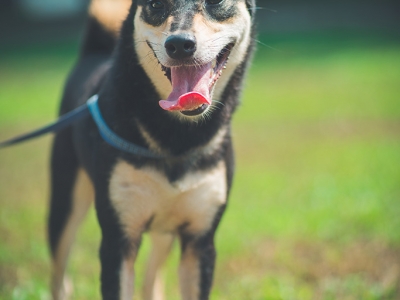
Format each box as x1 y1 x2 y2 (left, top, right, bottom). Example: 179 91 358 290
133 0 255 119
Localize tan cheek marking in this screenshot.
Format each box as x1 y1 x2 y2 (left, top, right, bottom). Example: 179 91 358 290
205 3 252 101
89 0 131 35
134 7 172 100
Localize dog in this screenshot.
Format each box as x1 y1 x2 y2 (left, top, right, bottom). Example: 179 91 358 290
48 0 256 299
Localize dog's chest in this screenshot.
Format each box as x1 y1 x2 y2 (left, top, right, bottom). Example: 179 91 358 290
109 160 227 238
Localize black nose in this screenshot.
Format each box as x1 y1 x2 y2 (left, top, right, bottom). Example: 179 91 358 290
165 34 196 59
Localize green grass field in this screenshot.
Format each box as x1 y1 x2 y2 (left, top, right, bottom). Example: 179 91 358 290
0 31 399 300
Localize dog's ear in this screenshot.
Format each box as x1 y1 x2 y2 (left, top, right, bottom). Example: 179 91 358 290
246 0 256 17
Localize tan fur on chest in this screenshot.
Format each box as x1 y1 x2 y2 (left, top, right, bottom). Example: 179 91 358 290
109 160 227 240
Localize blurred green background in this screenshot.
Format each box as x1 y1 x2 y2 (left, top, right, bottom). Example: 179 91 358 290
0 1 399 299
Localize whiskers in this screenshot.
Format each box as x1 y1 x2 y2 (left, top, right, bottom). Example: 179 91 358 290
253 39 282 52
248 6 277 13
134 38 164 69
198 100 223 123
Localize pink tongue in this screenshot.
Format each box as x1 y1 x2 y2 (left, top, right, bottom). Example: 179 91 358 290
159 63 212 111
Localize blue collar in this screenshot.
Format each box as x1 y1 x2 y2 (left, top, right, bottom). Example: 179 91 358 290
87 95 164 159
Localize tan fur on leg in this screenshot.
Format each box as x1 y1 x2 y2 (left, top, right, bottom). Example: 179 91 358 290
179 247 201 300
143 233 175 300
119 257 135 300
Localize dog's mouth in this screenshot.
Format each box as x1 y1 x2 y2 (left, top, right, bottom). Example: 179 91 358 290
157 43 234 116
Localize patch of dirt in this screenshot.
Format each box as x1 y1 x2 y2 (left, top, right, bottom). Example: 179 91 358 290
0 264 18 293
221 239 400 299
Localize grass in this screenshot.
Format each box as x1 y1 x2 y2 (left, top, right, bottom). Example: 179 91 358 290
0 31 399 299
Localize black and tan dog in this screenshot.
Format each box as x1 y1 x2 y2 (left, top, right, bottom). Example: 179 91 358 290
49 0 255 299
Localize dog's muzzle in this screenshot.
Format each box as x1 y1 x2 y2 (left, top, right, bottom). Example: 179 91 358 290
154 36 235 116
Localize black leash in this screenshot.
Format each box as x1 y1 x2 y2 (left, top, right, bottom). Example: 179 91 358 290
0 104 90 148
0 95 163 159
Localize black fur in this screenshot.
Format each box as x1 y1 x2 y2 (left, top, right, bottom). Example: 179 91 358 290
141 0 240 30
48 128 78 255
81 17 117 57
48 0 255 299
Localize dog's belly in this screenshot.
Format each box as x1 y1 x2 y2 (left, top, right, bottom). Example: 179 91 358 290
109 160 227 239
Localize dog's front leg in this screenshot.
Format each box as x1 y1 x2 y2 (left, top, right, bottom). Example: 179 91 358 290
99 231 139 300
95 181 140 300
179 231 217 300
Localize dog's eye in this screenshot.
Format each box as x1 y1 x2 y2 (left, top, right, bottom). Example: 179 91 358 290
206 0 223 5
149 0 164 9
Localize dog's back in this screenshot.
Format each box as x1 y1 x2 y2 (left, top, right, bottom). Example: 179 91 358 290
59 0 130 114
